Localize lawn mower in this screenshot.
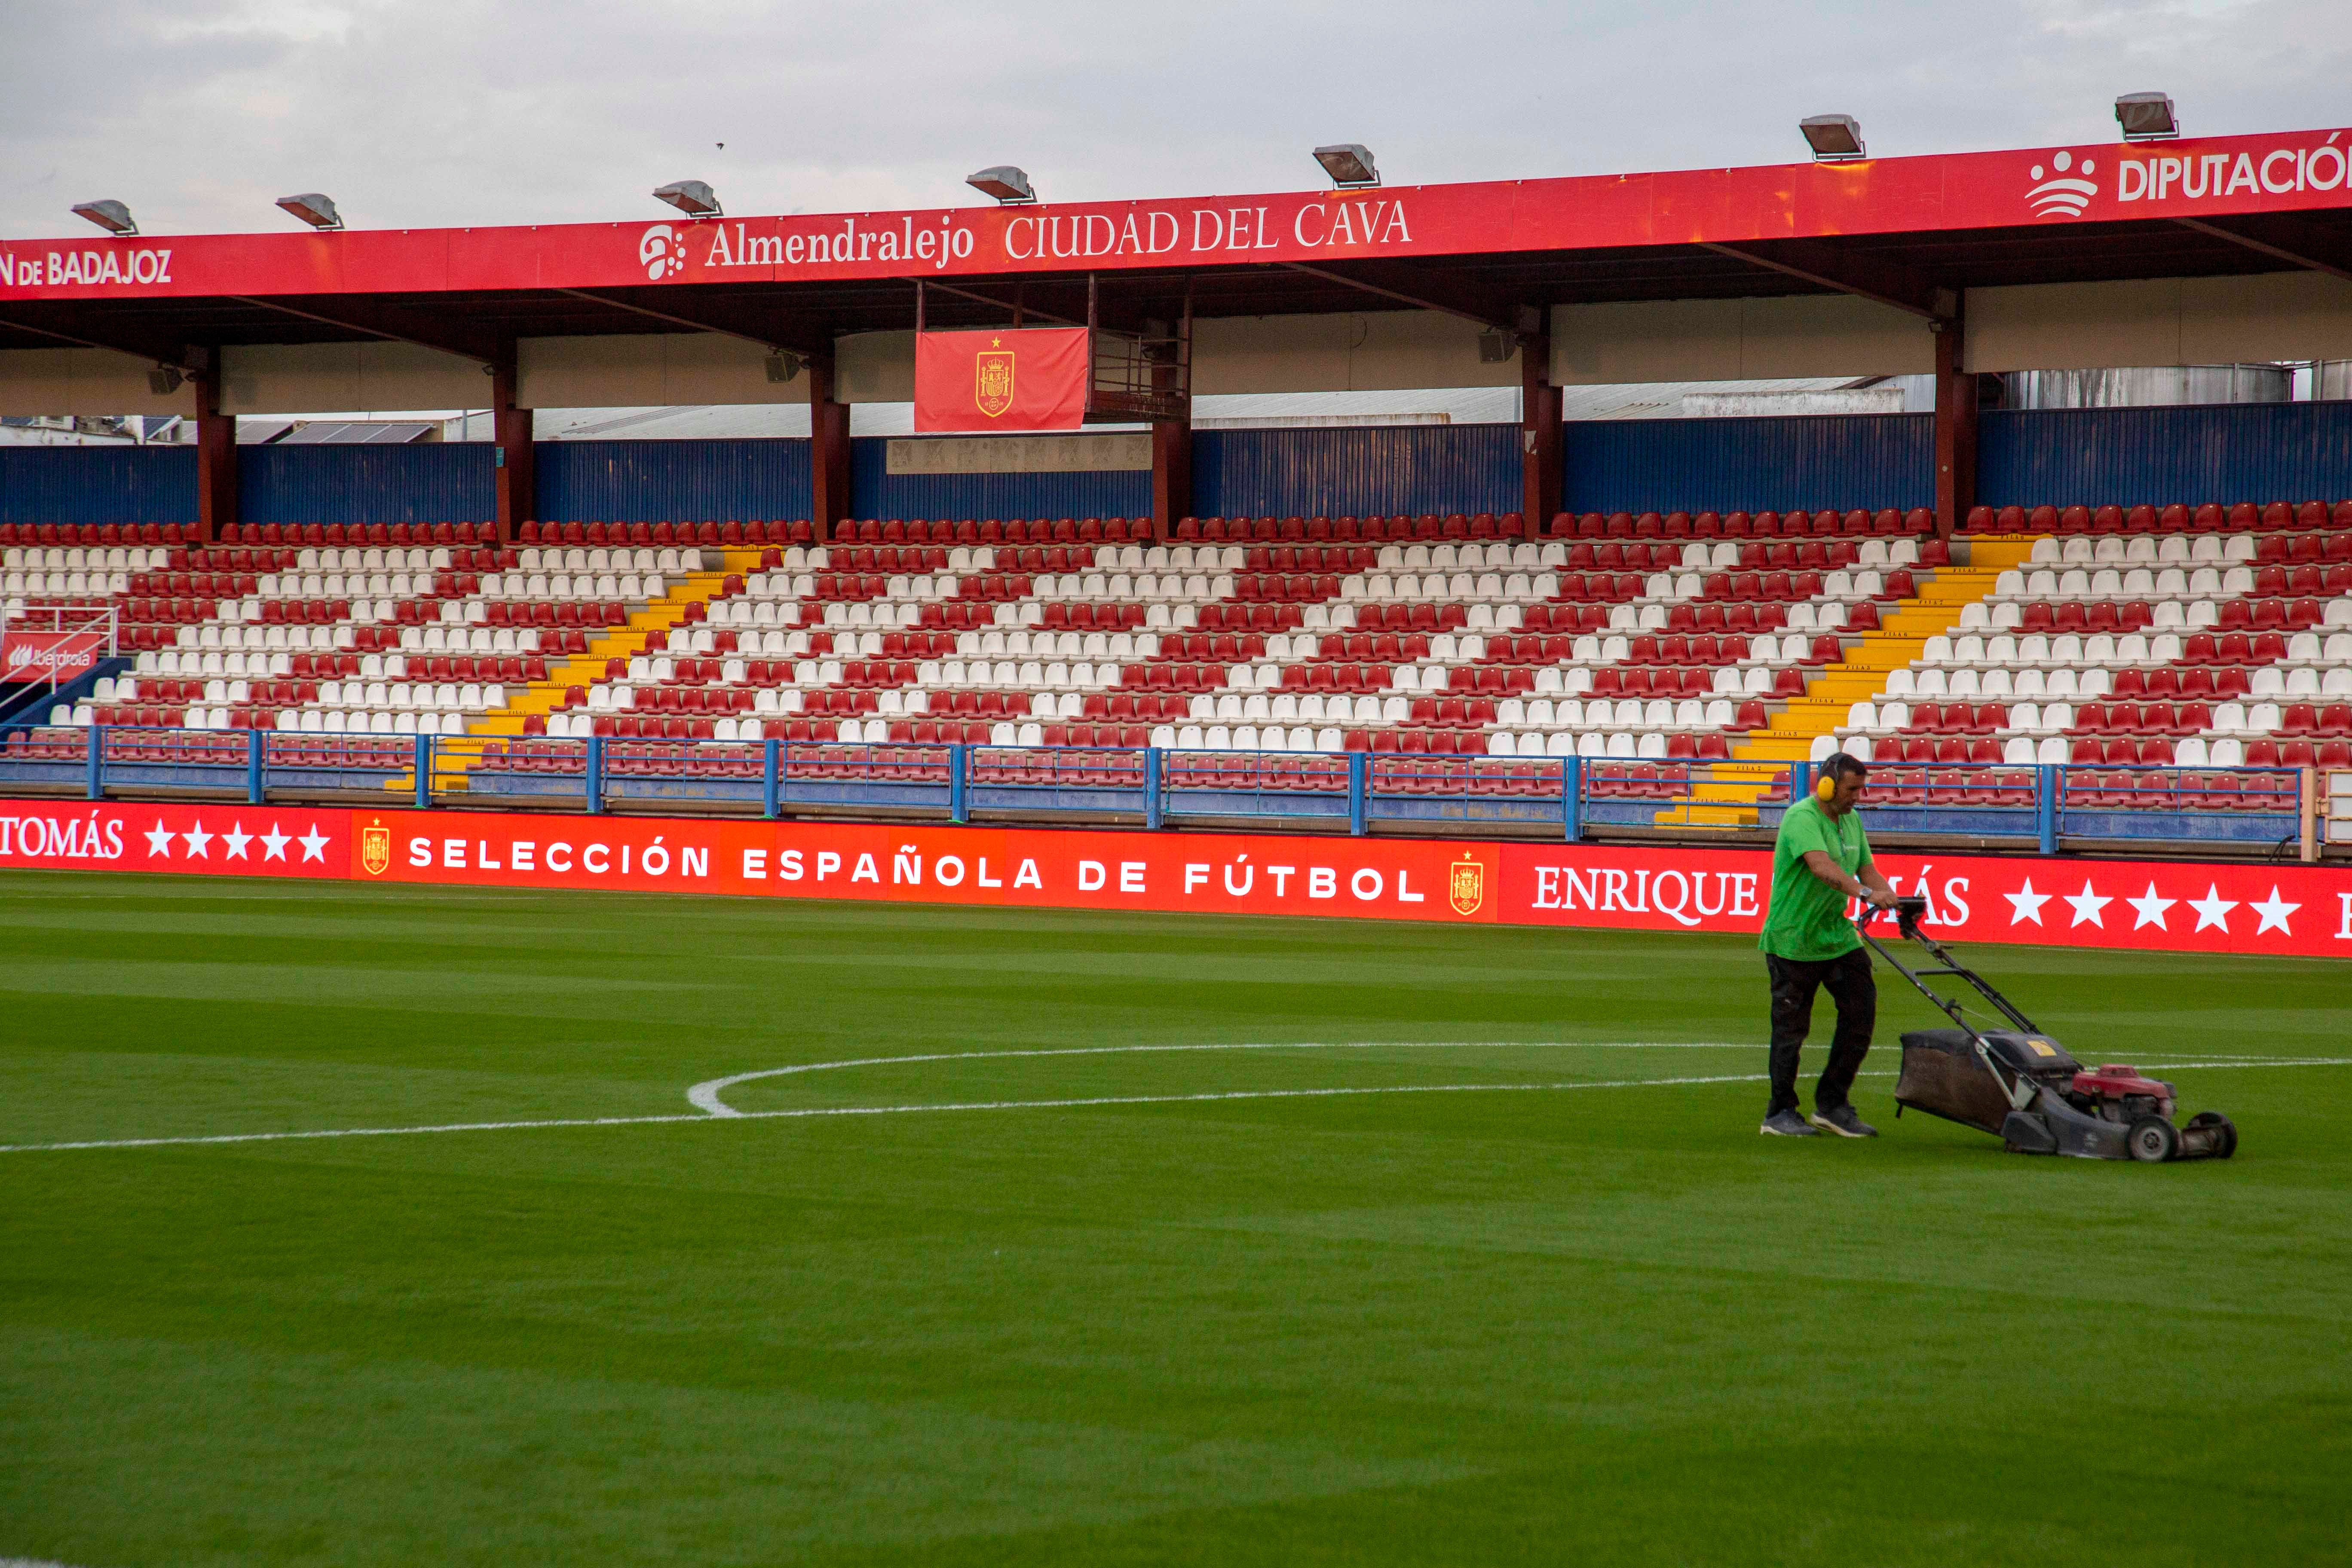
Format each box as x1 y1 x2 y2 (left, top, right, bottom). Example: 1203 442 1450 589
1858 897 2236 1162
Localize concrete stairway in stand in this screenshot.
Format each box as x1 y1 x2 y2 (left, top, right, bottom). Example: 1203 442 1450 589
1652 537 2040 827
402 548 765 793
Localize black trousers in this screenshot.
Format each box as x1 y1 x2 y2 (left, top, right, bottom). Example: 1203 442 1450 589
1764 948 1876 1116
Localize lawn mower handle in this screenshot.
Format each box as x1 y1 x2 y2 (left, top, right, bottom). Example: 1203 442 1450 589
1854 898 2043 1038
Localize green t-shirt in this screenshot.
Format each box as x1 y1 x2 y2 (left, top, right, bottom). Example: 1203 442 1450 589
1758 794 1872 960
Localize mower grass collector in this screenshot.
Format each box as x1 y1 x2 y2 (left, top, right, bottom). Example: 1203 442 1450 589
1863 898 2236 1163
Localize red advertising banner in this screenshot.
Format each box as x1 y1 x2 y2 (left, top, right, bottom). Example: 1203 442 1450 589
4 797 2348 960
352 809 1498 923
1501 842 2349 962
913 328 1090 433
5 125 2349 302
1 630 106 684
0 799 348 878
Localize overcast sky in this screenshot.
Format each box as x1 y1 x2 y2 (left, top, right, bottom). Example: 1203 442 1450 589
3 0 2349 240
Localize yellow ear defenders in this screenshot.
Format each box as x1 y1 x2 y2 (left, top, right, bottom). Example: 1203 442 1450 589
1816 772 1838 801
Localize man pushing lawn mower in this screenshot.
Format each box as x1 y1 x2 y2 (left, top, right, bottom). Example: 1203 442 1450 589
1751 750 2239 1159
1758 751 1897 1139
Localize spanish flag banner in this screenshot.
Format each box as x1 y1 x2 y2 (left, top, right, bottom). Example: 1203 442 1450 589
913 327 1090 433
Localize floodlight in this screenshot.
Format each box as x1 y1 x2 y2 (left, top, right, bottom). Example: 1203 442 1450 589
1799 115 1866 162
764 352 802 385
653 180 723 218
966 166 1037 205
276 192 344 230
1314 144 1380 189
71 199 138 236
2115 92 2179 141
147 366 184 396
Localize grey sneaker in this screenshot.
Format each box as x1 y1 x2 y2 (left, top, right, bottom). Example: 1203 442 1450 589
1760 1109 1819 1137
1810 1105 1880 1138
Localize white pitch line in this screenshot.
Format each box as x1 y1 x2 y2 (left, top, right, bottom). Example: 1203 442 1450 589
2138 1058 2352 1069
3 1048 2347 1159
0 1109 720 1155
686 1039 1758 1116
0 1072 1770 1155
687 1043 2352 1115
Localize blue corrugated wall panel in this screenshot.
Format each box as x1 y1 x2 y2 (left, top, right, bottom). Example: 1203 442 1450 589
1193 425 1518 518
852 437 1151 520
0 445 196 525
535 438 812 522
1978 401 2352 508
239 442 496 524
1562 414 1933 515
540 426 1514 523
24 407 2340 530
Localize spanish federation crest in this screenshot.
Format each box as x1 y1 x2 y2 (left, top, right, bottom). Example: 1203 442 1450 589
1448 854 1485 916
360 820 391 876
975 341 1015 419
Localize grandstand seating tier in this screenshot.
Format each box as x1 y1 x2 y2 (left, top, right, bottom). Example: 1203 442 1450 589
9 503 2352 824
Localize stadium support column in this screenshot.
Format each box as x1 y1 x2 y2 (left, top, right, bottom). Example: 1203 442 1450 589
193 362 236 545
808 353 851 540
1520 319 1562 536
1149 299 1193 542
491 350 533 547
1151 418 1191 542
1933 310 1977 540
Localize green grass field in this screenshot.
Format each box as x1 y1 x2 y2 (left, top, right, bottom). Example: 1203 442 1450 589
3 871 2349 1567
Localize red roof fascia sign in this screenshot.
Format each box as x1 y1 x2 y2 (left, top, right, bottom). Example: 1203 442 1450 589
2 127 2349 303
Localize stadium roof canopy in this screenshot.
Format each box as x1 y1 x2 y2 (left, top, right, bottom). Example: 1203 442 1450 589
2 125 2348 365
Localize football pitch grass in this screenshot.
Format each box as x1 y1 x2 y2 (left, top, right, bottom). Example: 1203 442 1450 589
3 872 2348 1567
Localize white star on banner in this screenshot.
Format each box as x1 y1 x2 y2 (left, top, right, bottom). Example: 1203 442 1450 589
2250 886 2300 936
144 820 176 857
2065 880 2112 928
2004 879 2051 925
260 823 291 861
222 822 253 860
182 821 213 858
297 824 331 862
2187 884 2236 934
2126 882 2174 931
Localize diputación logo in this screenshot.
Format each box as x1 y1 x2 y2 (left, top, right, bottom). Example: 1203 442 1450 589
2025 150 2098 218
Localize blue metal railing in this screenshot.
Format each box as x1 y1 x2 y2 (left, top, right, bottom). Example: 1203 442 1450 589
0 724 2317 848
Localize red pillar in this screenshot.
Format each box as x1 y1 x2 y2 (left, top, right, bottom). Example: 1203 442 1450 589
194 371 237 545
1520 331 1562 536
1933 313 1977 540
492 352 533 547
807 355 850 540
1151 418 1191 542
